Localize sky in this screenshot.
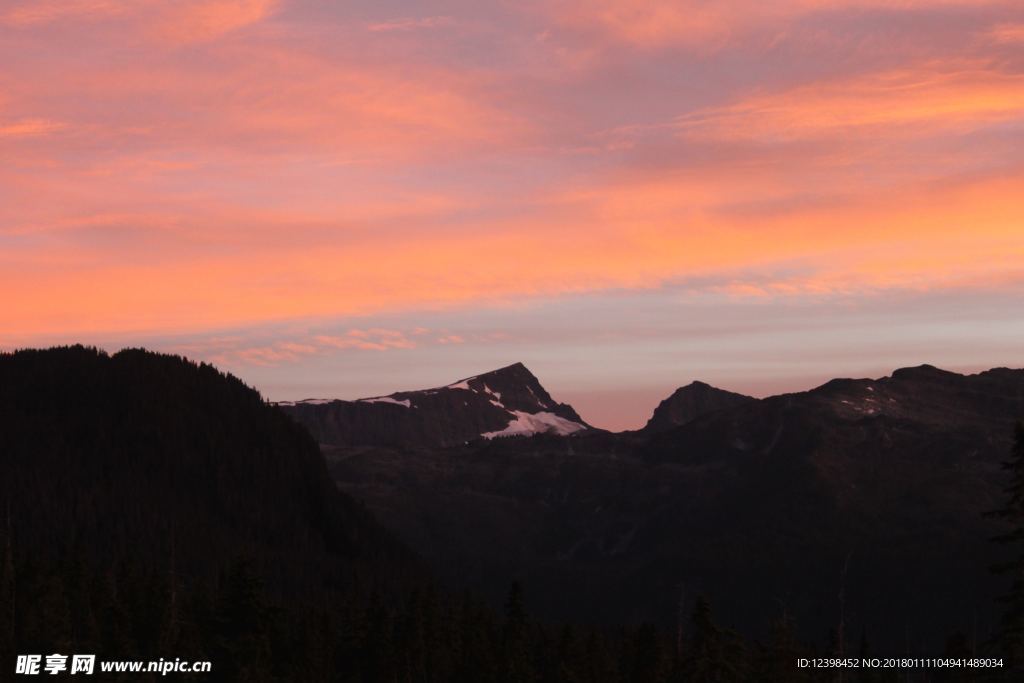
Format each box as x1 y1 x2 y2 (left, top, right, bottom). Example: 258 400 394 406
2 0 1024 430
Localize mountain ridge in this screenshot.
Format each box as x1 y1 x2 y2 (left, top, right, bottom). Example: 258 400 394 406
285 363 1021 436
319 361 1024 650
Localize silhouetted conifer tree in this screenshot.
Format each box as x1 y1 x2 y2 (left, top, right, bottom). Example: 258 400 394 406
455 594 499 683
988 423 1024 668
554 624 583 683
755 610 810 683
501 582 535 683
215 558 273 682
628 622 665 683
581 628 617 683
0 507 14 666
683 596 744 683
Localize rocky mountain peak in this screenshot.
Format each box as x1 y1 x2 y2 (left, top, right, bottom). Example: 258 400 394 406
643 381 755 434
281 363 590 448
442 362 571 417
889 364 963 383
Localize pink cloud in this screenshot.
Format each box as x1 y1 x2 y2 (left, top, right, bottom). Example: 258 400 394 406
313 330 417 352
1 1 129 26
0 118 66 139
179 328 425 368
155 1 280 43
368 16 455 33
544 1 1014 51
675 59 1024 141
234 342 317 366
3 0 279 43
989 22 1024 43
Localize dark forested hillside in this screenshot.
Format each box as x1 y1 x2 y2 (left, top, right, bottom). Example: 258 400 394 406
0 346 428 679
0 346 413 592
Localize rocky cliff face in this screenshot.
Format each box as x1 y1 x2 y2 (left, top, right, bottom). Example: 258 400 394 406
279 362 591 448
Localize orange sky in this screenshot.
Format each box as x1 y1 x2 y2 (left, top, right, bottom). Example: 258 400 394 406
3 0 1024 428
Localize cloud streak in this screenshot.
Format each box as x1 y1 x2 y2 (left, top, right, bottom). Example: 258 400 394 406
2 0 280 42
0 118 66 138
676 59 1024 141
368 16 455 33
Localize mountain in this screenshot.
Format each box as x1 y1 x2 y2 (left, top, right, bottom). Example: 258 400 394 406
643 364 1024 462
0 346 425 678
279 362 591 448
629 365 1024 643
321 364 1024 652
642 380 755 433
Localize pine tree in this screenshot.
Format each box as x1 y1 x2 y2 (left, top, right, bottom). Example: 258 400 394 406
683 596 743 683
755 610 810 683
581 628 616 683
988 423 1024 668
555 624 583 683
855 629 878 683
362 588 398 683
628 622 664 683
215 558 273 682
455 593 498 683
501 582 535 683
0 504 14 665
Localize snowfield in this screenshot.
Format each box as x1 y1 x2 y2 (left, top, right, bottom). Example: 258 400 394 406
481 410 586 439
358 396 413 407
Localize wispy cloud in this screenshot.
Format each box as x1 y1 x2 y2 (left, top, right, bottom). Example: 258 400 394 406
1 1 127 26
0 118 66 139
2 0 279 42
368 16 454 33
234 342 318 366
164 325 489 369
314 329 417 352
544 0 1014 51
156 0 280 43
179 328 424 367
675 60 1024 141
989 22 1024 43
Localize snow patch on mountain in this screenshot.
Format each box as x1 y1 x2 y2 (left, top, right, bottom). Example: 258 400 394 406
526 385 549 408
358 396 412 407
481 411 586 439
